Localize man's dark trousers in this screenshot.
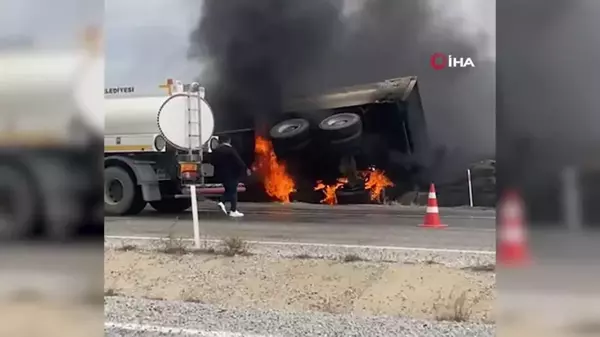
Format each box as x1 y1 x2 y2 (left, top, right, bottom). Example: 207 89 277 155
221 178 239 212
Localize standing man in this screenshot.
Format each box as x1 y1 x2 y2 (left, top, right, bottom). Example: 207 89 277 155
212 135 251 217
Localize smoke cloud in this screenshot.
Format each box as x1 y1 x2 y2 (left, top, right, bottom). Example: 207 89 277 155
498 0 600 222
189 0 495 177
189 0 344 132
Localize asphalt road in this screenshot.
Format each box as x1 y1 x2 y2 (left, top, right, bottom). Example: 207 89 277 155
105 202 496 251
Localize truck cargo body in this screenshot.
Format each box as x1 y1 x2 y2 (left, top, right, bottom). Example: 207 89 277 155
233 76 432 202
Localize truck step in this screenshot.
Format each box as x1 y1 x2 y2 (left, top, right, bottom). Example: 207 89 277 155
180 183 246 196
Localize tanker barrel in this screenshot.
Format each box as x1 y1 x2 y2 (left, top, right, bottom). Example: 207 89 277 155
0 51 102 143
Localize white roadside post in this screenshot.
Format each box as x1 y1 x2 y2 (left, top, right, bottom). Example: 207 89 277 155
467 169 474 207
190 184 201 248
191 82 203 249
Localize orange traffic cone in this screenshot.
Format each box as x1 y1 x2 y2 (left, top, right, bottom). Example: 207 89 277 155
419 183 447 228
498 189 530 267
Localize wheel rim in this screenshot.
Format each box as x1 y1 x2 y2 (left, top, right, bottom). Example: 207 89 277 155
105 179 124 204
278 124 299 134
328 118 348 126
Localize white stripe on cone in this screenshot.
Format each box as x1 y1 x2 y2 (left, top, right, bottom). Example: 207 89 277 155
502 200 522 219
426 206 439 213
500 225 524 243
428 192 436 199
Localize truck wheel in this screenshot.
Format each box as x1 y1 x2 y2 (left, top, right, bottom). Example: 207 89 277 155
0 165 38 240
269 118 311 150
104 166 146 215
149 199 191 213
328 129 363 154
318 113 362 141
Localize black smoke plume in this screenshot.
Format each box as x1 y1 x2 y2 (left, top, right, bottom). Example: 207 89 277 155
189 0 344 132
189 0 494 180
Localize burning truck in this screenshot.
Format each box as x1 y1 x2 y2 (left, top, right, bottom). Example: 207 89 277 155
233 75 432 205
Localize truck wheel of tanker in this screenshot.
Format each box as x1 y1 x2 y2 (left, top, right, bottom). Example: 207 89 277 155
0 165 38 240
318 113 362 141
269 118 311 150
150 199 191 214
104 166 146 215
328 129 363 154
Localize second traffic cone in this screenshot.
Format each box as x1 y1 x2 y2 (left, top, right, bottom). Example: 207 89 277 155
497 189 530 267
419 183 447 228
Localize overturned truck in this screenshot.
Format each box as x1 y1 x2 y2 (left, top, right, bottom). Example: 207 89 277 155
233 76 433 203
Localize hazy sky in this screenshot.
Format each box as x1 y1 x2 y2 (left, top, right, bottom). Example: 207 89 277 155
0 0 102 50
102 0 495 94
0 0 494 94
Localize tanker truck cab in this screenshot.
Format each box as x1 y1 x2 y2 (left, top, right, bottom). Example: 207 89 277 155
104 79 245 215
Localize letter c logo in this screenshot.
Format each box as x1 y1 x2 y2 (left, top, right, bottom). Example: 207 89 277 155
430 53 446 70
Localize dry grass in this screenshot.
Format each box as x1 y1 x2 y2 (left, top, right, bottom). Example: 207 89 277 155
342 253 364 263
142 295 165 301
160 232 188 255
424 256 442 265
310 295 338 314
464 264 496 272
220 237 250 256
433 288 482 322
179 289 203 303
115 242 136 252
104 288 118 297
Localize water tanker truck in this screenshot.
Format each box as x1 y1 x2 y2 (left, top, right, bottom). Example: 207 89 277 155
104 81 246 215
0 37 103 240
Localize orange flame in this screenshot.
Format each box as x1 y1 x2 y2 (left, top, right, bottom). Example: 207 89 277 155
314 178 348 205
362 168 394 201
253 136 296 203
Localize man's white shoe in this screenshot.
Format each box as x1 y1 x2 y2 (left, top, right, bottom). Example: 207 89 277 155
228 210 244 218
217 202 227 215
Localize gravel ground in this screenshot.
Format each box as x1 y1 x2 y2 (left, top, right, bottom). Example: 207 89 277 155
105 296 495 337
104 237 495 268
105 248 494 322
105 238 495 336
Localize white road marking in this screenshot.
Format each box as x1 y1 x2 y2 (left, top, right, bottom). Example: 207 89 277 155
105 235 495 254
105 322 278 337
106 214 496 220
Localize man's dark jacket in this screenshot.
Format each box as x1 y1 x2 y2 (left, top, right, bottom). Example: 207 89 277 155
211 144 247 182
